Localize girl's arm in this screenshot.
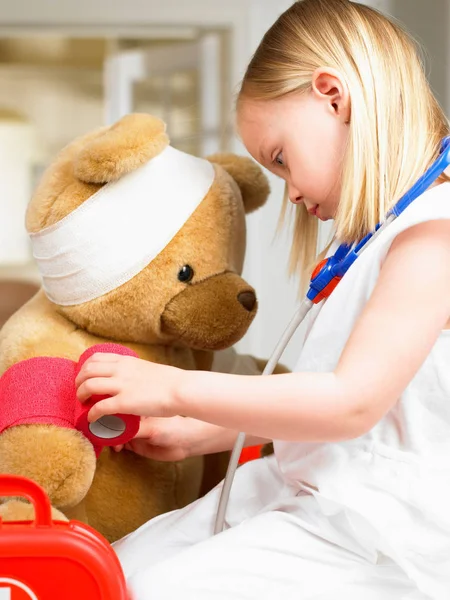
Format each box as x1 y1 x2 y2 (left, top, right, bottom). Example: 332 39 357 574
77 219 450 443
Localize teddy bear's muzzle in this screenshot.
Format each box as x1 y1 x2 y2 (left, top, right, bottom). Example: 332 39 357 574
161 272 257 350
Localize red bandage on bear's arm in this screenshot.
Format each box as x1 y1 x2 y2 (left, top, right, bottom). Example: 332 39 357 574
0 356 77 432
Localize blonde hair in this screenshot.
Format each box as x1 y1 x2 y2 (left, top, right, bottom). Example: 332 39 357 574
238 0 450 287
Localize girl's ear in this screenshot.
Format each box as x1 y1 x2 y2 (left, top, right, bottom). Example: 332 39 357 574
207 153 270 213
311 67 351 124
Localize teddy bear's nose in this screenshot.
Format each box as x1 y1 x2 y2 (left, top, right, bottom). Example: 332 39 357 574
237 291 256 312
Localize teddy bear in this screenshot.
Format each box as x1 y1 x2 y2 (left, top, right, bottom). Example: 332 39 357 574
0 113 277 543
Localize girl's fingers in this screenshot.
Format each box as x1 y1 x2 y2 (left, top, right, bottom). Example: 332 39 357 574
87 398 120 422
86 394 139 422
135 417 164 439
87 353 122 363
75 359 118 388
77 377 119 403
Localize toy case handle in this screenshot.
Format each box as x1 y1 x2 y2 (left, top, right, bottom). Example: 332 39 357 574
0 474 52 527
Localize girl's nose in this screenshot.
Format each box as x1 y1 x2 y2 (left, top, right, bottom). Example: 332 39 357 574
287 184 303 204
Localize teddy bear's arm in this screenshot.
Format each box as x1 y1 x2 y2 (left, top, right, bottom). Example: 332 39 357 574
0 292 99 520
0 291 93 372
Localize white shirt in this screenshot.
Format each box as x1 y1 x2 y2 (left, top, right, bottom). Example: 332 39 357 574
274 182 450 599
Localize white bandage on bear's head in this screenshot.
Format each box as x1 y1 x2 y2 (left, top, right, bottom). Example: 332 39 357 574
29 145 215 306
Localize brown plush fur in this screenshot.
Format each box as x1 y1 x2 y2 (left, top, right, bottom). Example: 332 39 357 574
162 272 257 350
75 114 169 184
0 113 274 542
0 500 67 522
207 153 271 214
0 424 96 508
56 169 253 347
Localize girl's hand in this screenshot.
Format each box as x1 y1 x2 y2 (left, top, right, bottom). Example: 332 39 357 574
115 416 201 461
75 353 185 423
113 416 239 461
113 417 265 461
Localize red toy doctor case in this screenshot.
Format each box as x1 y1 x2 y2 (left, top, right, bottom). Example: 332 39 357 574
0 475 130 599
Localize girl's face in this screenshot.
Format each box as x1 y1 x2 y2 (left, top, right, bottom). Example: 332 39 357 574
237 70 350 221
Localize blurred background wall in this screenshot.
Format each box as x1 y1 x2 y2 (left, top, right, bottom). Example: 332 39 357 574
0 0 447 367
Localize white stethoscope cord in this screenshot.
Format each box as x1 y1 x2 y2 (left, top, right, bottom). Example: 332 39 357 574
213 297 313 534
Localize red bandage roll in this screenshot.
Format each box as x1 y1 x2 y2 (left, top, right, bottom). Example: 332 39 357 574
74 344 140 449
0 343 140 457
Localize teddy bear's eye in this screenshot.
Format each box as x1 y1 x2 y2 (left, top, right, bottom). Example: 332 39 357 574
178 265 194 283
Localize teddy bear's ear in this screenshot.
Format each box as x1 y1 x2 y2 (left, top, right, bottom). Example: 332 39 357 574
207 153 270 214
74 113 169 184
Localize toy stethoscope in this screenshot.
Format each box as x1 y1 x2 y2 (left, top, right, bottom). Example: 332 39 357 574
214 135 450 535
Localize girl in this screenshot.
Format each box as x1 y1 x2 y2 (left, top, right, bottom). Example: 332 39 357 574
76 1 450 598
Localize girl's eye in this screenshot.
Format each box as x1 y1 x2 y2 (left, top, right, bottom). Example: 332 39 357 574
274 152 284 166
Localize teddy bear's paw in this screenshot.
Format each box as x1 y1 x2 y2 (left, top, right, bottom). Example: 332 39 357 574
0 424 97 508
0 499 68 522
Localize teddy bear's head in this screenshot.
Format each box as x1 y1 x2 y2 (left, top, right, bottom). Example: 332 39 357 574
27 114 269 351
